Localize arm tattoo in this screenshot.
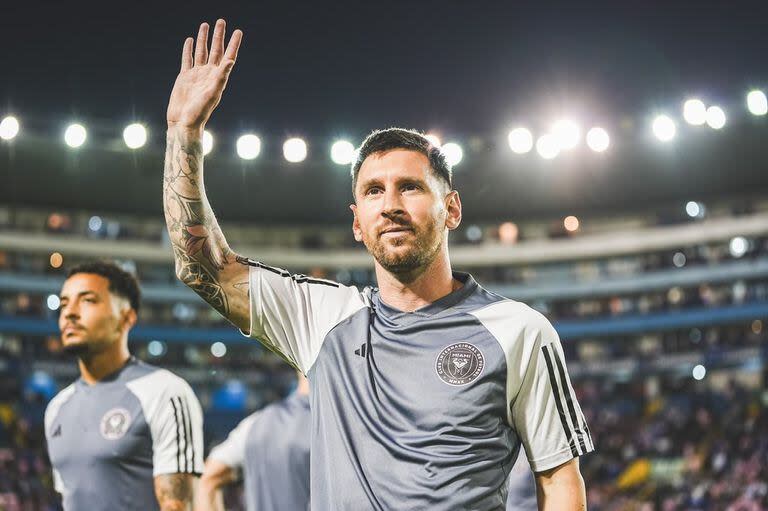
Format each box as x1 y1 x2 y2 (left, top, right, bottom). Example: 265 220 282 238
163 129 244 315
155 473 193 511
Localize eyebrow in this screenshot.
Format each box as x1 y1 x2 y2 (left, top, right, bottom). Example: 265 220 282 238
59 290 98 301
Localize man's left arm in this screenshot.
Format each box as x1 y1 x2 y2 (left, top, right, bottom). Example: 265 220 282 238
155 474 197 511
534 458 586 511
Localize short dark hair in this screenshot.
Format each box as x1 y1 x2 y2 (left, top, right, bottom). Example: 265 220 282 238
351 128 453 196
67 260 141 313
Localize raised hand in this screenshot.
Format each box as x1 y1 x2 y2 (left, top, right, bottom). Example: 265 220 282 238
167 19 242 131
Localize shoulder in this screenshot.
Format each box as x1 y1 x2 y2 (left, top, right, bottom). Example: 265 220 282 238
44 383 77 427
469 298 553 332
125 365 196 404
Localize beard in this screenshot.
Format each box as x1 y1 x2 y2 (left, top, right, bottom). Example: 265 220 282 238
61 341 94 357
364 216 444 280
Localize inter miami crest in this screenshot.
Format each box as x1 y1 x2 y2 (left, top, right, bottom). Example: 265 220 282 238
436 342 485 386
100 408 132 440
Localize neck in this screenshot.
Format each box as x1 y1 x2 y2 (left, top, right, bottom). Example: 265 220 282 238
296 376 310 396
374 245 460 312
78 341 131 385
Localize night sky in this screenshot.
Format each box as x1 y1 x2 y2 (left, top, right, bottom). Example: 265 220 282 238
2 1 767 223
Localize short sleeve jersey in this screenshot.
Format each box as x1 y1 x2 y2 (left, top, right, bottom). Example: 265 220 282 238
208 391 311 511
242 263 593 510
44 358 204 511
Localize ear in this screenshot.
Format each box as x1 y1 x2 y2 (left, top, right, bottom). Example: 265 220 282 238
445 190 462 231
349 203 363 242
119 307 138 333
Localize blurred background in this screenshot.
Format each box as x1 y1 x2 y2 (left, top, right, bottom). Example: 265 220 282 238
1 2 767 510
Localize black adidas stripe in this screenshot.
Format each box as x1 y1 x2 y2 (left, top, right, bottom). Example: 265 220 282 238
170 398 182 473
176 397 190 472
542 346 579 458
552 348 587 454
242 259 339 287
181 397 195 472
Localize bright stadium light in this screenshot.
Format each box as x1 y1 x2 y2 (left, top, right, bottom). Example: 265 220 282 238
552 120 580 150
586 127 610 152
64 123 87 148
148 340 167 357
424 133 441 147
236 134 261 160
729 236 749 258
88 215 103 232
747 90 767 116
535 134 560 159
692 364 706 381
283 137 307 163
685 201 706 219
123 123 147 149
47 294 61 311
211 341 227 358
563 215 580 232
331 140 356 165
507 127 533 154
441 142 463 167
203 130 214 155
0 116 20 140
652 115 676 142
705 106 726 129
683 99 707 125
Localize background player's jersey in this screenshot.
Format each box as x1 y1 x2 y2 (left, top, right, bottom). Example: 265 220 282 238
44 357 203 511
208 391 311 511
506 450 538 511
242 263 594 511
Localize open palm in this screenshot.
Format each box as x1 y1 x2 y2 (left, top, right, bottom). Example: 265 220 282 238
167 19 242 129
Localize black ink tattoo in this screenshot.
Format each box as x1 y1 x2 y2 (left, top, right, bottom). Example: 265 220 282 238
154 473 193 511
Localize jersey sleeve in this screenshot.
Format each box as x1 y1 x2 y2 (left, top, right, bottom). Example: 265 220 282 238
471 301 594 473
127 370 205 476
207 413 260 470
510 309 594 472
240 260 368 373
44 384 76 494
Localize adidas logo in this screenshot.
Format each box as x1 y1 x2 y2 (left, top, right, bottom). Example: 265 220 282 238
354 343 368 358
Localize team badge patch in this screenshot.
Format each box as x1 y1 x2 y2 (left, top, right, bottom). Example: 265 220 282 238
100 408 132 440
436 342 485 386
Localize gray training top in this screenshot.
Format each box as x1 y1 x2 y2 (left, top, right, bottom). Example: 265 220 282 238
208 391 311 511
45 358 204 511
242 265 593 510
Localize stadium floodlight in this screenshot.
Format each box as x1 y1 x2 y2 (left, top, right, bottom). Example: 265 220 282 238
586 127 610 152
507 127 533 154
123 123 147 149
535 134 560 159
747 90 767 116
705 106 726 129
692 364 706 381
424 133 441 147
88 215 103 232
0 116 20 140
441 142 463 167
729 236 748 258
682 99 707 125
211 341 227 358
49 252 64 268
64 123 87 148
652 115 676 142
552 120 580 150
148 340 167 357
673 252 686 268
563 215 580 232
236 134 261 160
283 137 307 163
331 140 356 165
203 130 214 155
47 294 61 311
685 201 705 219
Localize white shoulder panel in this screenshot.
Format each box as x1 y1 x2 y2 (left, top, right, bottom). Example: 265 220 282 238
208 412 260 469
126 368 204 476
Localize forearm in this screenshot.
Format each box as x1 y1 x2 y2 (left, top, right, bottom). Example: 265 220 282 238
194 478 225 511
163 126 238 315
535 459 587 511
155 474 196 511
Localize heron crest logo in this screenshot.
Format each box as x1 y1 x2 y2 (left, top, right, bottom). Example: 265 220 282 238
436 342 485 386
100 408 132 440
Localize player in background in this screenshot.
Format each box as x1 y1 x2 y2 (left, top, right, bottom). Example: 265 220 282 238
195 372 310 511
45 261 204 511
164 19 592 510
507 451 538 510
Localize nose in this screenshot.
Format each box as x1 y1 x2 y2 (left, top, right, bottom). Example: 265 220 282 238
381 187 405 219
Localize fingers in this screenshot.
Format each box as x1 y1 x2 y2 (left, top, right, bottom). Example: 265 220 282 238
209 19 226 66
222 29 243 68
180 37 193 72
194 22 210 66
